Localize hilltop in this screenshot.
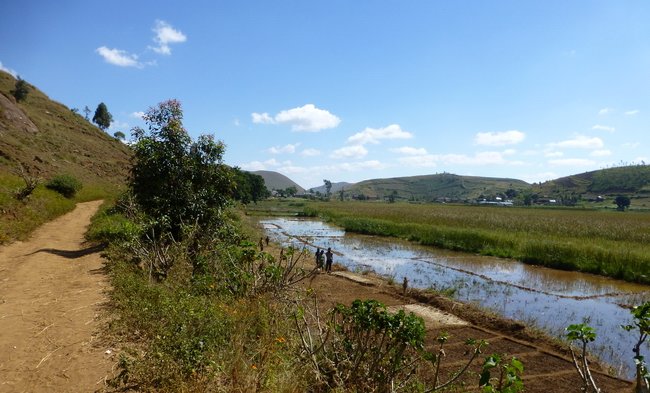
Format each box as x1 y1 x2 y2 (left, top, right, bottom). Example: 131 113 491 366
251 170 305 193
0 71 132 187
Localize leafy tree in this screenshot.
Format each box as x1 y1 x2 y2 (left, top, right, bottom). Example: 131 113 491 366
113 131 126 140
11 77 29 102
231 167 269 204
130 99 233 241
323 179 332 198
615 195 631 211
621 302 650 393
93 102 113 130
285 186 297 197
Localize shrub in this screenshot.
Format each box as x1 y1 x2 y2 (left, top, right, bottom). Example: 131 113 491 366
46 174 82 198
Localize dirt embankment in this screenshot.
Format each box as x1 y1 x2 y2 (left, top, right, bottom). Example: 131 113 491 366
0 200 113 393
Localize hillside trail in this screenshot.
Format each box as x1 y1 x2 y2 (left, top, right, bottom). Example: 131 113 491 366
0 200 113 393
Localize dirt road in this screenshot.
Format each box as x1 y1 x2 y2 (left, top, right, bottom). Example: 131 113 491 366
0 200 113 393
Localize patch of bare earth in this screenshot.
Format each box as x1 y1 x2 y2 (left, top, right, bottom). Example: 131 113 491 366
0 200 113 393
298 261 634 393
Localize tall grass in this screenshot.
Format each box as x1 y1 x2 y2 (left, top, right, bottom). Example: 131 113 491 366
305 201 650 284
0 172 121 244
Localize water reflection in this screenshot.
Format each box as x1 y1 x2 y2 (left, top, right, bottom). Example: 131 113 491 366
261 217 650 378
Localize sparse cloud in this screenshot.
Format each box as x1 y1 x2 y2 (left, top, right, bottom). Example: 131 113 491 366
398 155 437 168
252 104 340 132
109 120 129 131
544 150 564 158
390 146 428 155
474 130 525 146
398 151 510 168
598 107 613 115
150 20 187 55
625 109 640 116
348 124 412 145
548 158 596 167
131 111 145 119
591 149 611 157
240 158 282 171
622 142 640 149
592 124 615 132
96 46 142 68
233 118 240 127
268 143 300 154
300 148 321 157
331 145 368 159
549 135 604 149
0 61 17 78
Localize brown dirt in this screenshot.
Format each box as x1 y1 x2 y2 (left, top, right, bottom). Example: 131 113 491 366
298 260 634 393
0 200 113 393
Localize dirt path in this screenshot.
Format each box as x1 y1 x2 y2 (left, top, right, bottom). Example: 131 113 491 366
0 200 113 393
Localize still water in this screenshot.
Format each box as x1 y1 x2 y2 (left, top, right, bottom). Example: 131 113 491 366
261 217 650 378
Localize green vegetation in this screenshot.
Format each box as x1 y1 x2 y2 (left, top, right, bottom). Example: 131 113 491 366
302 201 650 283
93 102 113 130
45 174 83 198
11 77 29 102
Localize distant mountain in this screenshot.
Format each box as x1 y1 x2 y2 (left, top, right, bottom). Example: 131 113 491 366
0 71 132 187
347 173 530 202
251 170 305 193
308 181 355 194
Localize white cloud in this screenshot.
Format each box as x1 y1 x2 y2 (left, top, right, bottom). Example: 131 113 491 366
474 130 525 146
300 148 321 157
625 109 640 116
598 107 613 115
390 146 428 155
592 124 615 132
233 118 240 127
96 46 142 68
549 135 604 149
544 150 564 158
331 145 368 159
0 61 17 78
548 158 596 167
398 155 437 168
150 20 186 55
622 142 640 149
268 143 300 154
335 160 386 171
109 120 129 131
240 158 282 171
348 124 412 145
251 104 340 132
521 172 558 184
131 111 145 119
591 149 611 157
252 112 274 124
436 151 507 165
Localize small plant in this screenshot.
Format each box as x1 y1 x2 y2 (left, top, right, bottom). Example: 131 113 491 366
566 323 601 393
479 354 524 393
46 174 82 198
621 301 650 393
13 165 40 201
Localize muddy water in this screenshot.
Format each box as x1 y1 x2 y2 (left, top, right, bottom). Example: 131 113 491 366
261 217 650 378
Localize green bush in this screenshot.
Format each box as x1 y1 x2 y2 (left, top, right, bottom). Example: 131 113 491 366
46 174 83 198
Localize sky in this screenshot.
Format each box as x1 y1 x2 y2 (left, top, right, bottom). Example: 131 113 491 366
1 1 649 189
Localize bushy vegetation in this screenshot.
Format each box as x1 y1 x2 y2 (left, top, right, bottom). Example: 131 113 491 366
92 100 525 392
45 174 83 198
304 201 650 283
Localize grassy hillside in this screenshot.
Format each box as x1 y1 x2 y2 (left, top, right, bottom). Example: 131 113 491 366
251 170 305 193
0 71 132 242
348 172 530 201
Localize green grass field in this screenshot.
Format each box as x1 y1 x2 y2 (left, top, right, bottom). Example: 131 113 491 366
253 200 650 284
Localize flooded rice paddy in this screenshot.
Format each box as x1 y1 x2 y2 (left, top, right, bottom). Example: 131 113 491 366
261 217 650 379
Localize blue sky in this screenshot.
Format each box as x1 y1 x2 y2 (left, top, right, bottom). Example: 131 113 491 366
1 1 649 189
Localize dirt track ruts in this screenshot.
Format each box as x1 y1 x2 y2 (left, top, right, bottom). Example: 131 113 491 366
0 200 113 393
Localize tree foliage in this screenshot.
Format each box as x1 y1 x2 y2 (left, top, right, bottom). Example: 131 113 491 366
93 102 113 130
615 195 631 211
113 131 126 140
231 167 269 204
130 99 233 240
12 77 29 102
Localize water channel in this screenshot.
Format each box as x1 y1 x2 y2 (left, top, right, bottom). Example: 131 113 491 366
260 217 650 379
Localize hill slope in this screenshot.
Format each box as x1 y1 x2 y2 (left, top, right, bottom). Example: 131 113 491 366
534 165 650 197
348 173 529 201
0 71 132 187
251 170 305 193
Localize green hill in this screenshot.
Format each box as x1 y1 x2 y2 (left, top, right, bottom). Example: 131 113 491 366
347 173 530 202
0 71 132 186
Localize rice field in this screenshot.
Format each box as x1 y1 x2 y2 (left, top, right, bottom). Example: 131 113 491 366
300 201 650 284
